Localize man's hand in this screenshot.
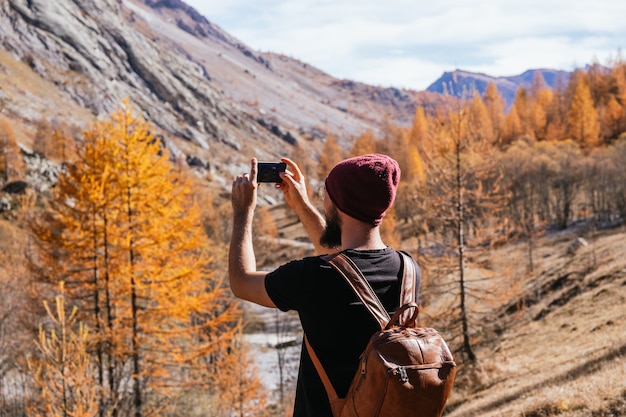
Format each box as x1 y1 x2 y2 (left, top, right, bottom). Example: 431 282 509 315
277 157 310 210
277 157 327 254
231 158 258 220
229 157 276 308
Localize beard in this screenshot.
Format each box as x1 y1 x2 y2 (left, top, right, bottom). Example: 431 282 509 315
319 205 342 249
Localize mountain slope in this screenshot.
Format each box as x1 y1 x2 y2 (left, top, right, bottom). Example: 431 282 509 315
0 0 441 191
445 226 626 417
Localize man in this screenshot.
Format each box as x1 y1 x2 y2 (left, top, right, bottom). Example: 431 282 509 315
229 154 421 417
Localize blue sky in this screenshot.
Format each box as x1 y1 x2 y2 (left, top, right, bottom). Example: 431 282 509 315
184 0 626 90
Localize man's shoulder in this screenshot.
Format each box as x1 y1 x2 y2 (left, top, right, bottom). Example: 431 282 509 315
267 255 333 278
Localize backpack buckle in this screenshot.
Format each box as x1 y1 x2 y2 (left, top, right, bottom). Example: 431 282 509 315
397 366 409 383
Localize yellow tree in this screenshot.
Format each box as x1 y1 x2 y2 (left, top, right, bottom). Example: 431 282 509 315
213 331 268 417
349 129 377 157
289 140 318 193
532 88 554 141
317 134 343 180
510 86 531 137
30 112 127 414
394 107 429 227
545 86 567 142
49 122 78 163
29 102 239 417
27 283 99 417
33 118 53 158
468 94 494 144
482 82 505 145
409 106 430 150
503 104 522 144
567 76 601 148
0 118 25 183
380 205 401 249
601 95 624 142
611 61 626 114
406 107 430 183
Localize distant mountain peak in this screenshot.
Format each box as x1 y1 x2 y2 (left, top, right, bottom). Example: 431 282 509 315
426 68 571 109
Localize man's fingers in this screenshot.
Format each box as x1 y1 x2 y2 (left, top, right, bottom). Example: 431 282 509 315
281 157 303 181
250 158 258 182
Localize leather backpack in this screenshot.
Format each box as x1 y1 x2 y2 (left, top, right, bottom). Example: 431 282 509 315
305 251 457 417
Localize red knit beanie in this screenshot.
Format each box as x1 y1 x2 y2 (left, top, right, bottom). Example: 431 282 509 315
324 154 400 226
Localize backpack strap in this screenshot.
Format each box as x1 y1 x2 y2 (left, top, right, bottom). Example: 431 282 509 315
327 251 417 329
397 250 418 326
327 252 390 329
304 335 340 406
305 251 418 406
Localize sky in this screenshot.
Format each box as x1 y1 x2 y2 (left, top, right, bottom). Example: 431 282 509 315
184 0 626 91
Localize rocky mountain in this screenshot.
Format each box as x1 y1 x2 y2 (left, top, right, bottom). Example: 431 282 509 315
0 0 443 191
426 68 571 110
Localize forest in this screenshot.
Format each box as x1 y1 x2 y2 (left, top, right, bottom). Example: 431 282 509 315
0 58 625 417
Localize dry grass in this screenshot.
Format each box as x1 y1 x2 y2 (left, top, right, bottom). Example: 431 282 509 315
444 226 626 417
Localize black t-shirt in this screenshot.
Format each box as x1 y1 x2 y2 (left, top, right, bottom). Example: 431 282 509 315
265 247 421 417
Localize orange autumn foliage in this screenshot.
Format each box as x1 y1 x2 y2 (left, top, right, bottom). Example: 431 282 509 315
29 101 239 416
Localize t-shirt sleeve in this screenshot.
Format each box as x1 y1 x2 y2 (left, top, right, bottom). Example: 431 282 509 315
265 257 317 312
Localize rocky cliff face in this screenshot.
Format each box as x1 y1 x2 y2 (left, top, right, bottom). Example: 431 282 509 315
2 0 252 144
0 0 435 189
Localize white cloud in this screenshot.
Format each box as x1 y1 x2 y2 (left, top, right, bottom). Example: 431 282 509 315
185 0 626 89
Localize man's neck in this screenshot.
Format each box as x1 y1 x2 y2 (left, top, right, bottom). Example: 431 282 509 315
339 217 386 251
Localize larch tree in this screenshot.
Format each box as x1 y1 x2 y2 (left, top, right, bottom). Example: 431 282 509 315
510 87 532 137
468 94 494 144
349 129 377 157
419 101 505 364
394 107 428 234
27 283 99 417
531 87 554 141
600 95 624 141
29 102 239 417
567 76 601 148
380 205 401 249
481 82 505 145
544 85 568 142
610 61 626 125
213 331 268 417
33 118 52 158
49 122 78 163
317 134 343 181
29 112 129 415
0 118 25 183
289 140 318 196
382 122 414 182
503 104 523 144
587 61 612 104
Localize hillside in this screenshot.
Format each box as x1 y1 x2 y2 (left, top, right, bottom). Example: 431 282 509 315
0 0 443 194
442 225 626 416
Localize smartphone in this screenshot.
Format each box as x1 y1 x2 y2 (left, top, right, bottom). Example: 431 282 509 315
257 162 286 183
